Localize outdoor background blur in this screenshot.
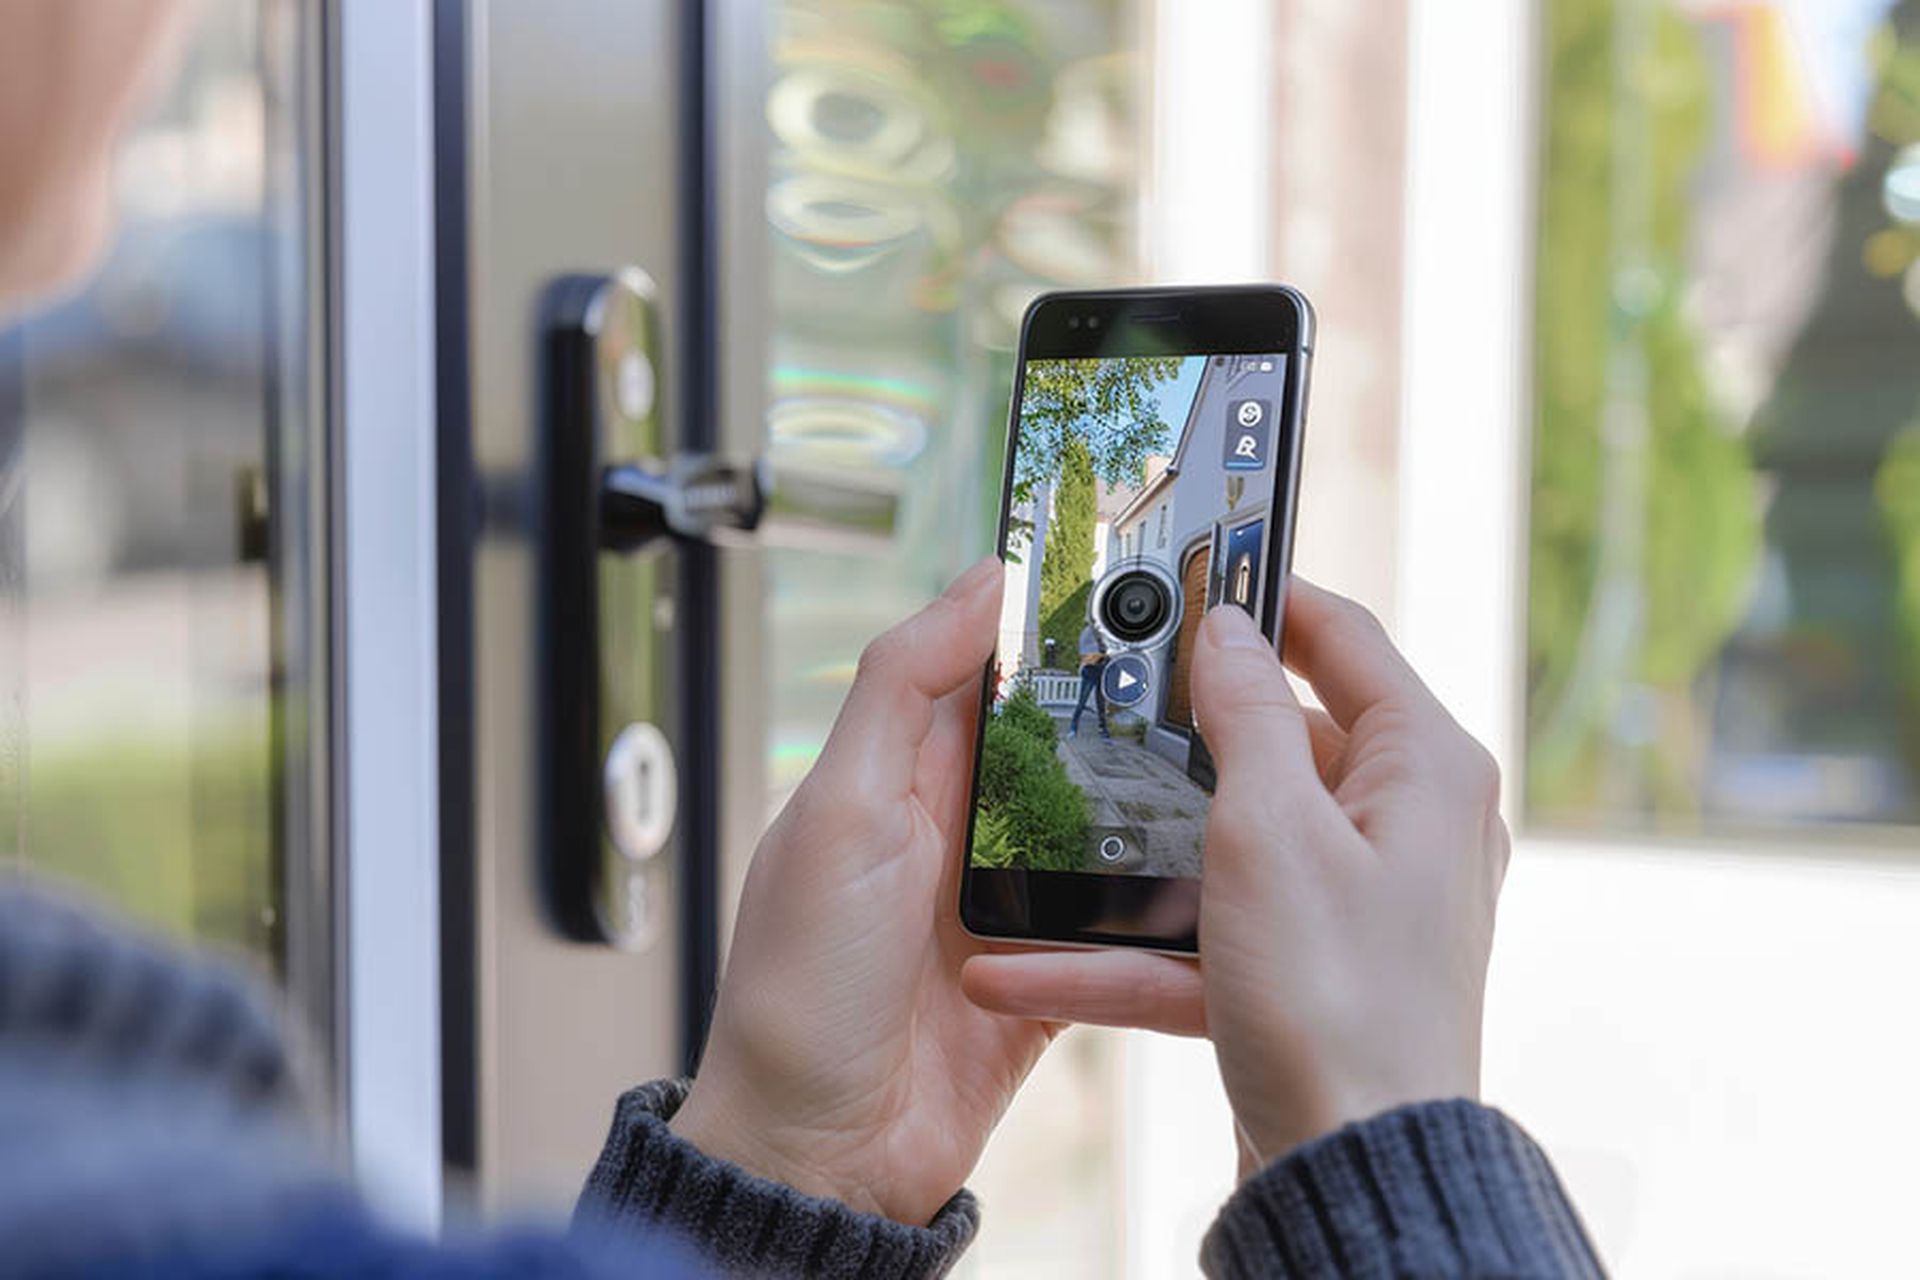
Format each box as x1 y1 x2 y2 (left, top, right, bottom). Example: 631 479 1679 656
3 0 1918 1276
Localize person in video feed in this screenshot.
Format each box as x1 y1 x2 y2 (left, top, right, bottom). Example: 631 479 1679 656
1070 612 1111 739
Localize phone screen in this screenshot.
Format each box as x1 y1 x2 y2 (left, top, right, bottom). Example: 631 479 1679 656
962 289 1310 951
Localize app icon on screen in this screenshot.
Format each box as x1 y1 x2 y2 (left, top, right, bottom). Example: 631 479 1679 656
1224 400 1270 471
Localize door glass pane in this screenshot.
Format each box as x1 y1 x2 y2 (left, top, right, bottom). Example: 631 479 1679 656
0 1 314 977
761 1 1147 791
757 2 1145 1273
1527 0 1920 832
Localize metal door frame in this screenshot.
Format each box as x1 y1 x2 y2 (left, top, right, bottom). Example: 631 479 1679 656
267 0 342 1121
329 0 445 1229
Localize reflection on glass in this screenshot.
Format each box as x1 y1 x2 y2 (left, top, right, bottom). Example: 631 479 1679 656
759 3 1144 1273
764 0 1145 793
1528 0 1920 831
1 2 295 970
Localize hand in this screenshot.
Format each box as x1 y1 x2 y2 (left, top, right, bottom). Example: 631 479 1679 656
671 557 1062 1226
962 579 1509 1166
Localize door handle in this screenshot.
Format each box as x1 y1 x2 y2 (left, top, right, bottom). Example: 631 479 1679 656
598 437 900 554
537 267 900 946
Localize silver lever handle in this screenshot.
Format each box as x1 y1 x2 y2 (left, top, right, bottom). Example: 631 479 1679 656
600 452 899 556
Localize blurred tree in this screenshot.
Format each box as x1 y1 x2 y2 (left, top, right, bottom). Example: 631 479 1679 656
1881 423 1920 704
1877 9 1920 773
1527 0 1760 820
1742 0 1920 804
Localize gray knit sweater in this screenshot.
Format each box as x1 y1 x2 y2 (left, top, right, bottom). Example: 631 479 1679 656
0 878 1604 1276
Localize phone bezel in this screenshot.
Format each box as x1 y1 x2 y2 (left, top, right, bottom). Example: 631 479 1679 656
960 285 1314 954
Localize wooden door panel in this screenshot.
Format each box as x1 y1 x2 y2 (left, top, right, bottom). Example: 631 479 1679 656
1164 543 1210 729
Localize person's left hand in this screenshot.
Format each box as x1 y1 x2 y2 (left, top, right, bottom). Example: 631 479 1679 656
670 558 1067 1226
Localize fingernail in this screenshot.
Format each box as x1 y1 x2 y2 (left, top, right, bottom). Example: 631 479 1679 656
1205 604 1266 649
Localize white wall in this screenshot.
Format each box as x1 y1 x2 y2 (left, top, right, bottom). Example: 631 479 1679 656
1484 841 1920 1275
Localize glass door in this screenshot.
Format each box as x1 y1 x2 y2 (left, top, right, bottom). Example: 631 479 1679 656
0 0 334 1052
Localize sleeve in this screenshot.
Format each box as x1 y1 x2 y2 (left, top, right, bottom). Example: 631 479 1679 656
1201 1099 1606 1279
0 880 716 1277
576 1079 979 1280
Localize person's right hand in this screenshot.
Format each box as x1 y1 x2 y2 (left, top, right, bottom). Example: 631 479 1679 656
962 579 1510 1167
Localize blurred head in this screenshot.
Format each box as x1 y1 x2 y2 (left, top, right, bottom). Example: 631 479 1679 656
0 0 190 316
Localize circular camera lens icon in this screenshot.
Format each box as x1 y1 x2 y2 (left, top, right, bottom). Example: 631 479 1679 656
1090 560 1184 655
1236 400 1264 429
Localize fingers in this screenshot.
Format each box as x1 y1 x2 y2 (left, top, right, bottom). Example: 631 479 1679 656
1191 606 1328 818
914 679 987 839
1303 707 1347 787
1285 578 1505 816
817 558 1003 799
960 950 1206 1037
1283 578 1445 731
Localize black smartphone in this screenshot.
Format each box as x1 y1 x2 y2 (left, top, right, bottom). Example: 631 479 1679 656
959 285 1313 953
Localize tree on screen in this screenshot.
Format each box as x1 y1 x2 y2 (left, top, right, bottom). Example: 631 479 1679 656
1037 439 1096 661
1012 356 1185 508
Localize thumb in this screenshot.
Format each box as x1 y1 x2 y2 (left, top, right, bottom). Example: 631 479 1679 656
814 557 1002 800
1192 605 1325 815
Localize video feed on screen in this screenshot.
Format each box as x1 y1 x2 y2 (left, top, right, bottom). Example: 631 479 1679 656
973 352 1288 879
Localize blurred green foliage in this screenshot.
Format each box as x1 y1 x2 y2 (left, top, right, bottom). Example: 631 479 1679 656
24 730 274 964
1868 11 1920 741
1741 0 1920 807
1527 0 1760 817
1880 424 1920 700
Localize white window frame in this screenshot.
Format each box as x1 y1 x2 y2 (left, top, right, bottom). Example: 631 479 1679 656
337 0 442 1231
1395 0 1533 766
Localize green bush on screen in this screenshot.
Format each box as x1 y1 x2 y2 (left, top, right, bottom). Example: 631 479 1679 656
996 686 1057 748
973 698 1088 873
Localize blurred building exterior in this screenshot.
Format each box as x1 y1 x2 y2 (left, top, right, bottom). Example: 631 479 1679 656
1528 0 1920 831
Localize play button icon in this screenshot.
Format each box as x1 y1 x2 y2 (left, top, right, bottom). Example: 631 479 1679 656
1102 652 1151 708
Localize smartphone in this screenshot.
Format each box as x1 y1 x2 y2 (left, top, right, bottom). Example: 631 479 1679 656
960 285 1313 953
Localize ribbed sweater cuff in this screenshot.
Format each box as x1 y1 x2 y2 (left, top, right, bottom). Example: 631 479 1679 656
1201 1099 1604 1278
576 1079 978 1279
